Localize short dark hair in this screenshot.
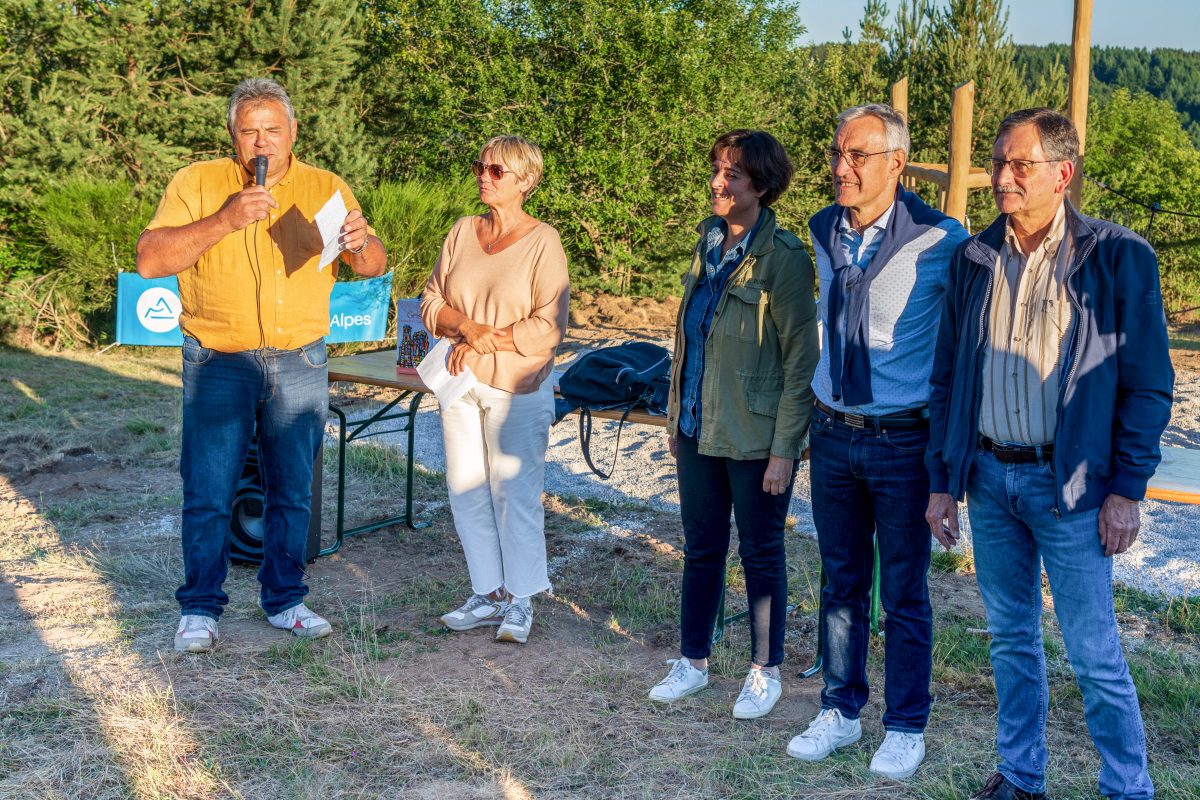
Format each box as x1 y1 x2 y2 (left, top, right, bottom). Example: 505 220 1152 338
995 108 1080 162
709 130 794 208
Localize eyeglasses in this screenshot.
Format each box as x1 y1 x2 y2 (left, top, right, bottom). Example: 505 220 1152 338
826 147 893 168
985 158 1058 177
471 160 515 180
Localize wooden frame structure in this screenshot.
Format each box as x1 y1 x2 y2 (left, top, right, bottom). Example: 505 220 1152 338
891 0 1094 224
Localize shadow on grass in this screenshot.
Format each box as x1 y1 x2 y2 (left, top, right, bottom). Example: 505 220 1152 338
0 344 234 797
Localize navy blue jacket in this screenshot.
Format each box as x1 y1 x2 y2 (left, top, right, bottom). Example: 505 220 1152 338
926 202 1174 514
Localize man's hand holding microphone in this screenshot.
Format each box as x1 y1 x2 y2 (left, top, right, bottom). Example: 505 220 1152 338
221 155 278 232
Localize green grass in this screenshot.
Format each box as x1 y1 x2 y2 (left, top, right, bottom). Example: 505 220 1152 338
596 561 678 632
1165 596 1200 636
341 439 409 482
1114 582 1200 635
379 576 463 618
931 549 974 574
932 619 994 689
5 400 41 421
123 417 166 436
40 492 179 537
1115 581 1167 614
1129 646 1200 760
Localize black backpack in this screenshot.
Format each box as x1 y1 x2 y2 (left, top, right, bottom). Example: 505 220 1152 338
554 342 671 479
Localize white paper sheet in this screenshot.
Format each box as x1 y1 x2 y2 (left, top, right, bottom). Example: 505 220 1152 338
314 189 349 271
416 337 478 408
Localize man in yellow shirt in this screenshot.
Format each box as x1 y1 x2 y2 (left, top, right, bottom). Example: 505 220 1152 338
137 78 387 653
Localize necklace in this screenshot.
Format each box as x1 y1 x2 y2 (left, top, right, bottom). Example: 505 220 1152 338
485 225 506 253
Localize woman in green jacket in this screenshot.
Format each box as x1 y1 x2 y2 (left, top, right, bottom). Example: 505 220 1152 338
648 130 819 719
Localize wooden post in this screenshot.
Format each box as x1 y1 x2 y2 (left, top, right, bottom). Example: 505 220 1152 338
945 80 974 224
1067 0 1093 208
890 78 914 189
890 77 908 122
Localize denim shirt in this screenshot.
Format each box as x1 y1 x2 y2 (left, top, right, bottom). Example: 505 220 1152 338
678 211 763 437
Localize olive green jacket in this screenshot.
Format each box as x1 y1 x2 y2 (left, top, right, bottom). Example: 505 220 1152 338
666 208 819 460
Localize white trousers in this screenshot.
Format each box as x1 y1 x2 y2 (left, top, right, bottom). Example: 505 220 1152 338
440 380 554 599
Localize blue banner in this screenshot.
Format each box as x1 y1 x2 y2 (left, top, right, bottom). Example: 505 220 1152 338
327 272 391 343
115 272 392 346
116 273 185 346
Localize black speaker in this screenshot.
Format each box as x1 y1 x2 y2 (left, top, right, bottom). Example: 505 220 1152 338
227 434 322 565
229 439 266 565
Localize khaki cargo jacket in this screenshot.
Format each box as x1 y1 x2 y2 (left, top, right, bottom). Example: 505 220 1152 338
666 208 819 460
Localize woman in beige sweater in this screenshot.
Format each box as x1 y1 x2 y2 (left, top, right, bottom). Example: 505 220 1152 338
420 135 569 644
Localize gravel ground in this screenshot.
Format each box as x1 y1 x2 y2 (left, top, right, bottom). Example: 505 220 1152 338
353 353 1200 599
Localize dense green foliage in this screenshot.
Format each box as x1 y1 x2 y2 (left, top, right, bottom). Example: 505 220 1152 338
851 0 1067 227
1016 45 1200 147
1082 89 1200 310
2 0 1199 345
0 0 373 343
0 0 372 202
1 180 153 346
361 0 817 293
357 177 482 297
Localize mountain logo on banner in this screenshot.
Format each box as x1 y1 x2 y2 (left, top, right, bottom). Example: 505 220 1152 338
136 287 182 334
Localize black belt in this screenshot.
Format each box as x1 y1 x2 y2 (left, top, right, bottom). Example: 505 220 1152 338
980 436 1054 464
814 399 929 431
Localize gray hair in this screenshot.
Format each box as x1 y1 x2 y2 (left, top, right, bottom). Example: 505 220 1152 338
996 108 1080 163
837 103 911 158
227 78 295 132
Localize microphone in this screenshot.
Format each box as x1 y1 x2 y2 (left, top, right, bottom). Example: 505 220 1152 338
254 155 268 187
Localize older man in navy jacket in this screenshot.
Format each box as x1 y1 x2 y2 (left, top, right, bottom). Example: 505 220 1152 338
925 108 1173 800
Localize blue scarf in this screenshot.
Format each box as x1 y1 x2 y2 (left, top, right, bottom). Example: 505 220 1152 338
809 186 952 406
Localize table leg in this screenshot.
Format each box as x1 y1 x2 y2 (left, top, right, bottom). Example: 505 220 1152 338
316 393 430 559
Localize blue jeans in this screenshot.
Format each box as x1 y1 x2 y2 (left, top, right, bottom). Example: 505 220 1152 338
967 448 1153 799
176 336 328 619
809 408 933 732
675 434 794 667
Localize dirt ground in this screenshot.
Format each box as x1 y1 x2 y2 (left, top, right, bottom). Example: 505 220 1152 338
1 305 1199 799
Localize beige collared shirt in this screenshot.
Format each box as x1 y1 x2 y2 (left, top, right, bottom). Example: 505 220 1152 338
978 203 1073 445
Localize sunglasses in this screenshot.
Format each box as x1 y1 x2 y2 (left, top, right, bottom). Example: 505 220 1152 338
471 160 516 180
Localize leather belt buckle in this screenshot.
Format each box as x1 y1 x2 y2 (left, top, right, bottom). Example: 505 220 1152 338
843 411 866 429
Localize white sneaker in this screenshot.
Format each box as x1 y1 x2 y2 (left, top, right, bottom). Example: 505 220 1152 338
495 596 533 643
648 658 709 702
174 614 218 653
786 708 862 761
441 593 509 631
869 730 925 779
266 603 333 639
732 667 782 719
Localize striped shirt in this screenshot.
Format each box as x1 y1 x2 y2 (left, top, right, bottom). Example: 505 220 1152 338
978 203 1073 445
